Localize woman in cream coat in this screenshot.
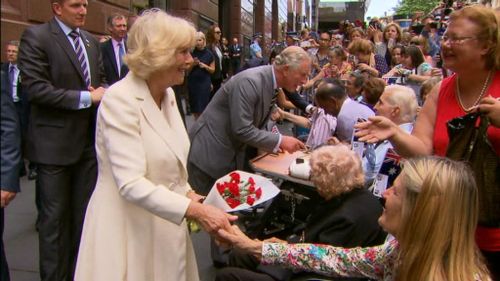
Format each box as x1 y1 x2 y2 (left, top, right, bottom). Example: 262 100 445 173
75 10 236 281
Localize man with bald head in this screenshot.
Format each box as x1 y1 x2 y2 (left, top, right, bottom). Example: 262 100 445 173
188 46 308 195
314 78 374 143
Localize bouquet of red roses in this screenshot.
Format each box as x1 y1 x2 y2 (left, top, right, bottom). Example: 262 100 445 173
216 172 263 208
204 171 280 212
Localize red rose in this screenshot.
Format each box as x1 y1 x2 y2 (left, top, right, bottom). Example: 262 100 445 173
248 185 255 193
229 172 240 183
216 183 225 194
246 196 255 206
226 197 241 208
255 187 262 199
229 182 240 196
248 177 255 186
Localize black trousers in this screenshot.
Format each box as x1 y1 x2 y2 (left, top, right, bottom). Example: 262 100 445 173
37 152 97 281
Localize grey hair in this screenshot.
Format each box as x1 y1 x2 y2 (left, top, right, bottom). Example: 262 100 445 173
273 46 311 69
7 40 20 47
384 85 418 123
107 13 127 26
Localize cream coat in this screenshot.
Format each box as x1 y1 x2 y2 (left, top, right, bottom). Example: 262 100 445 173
75 73 199 281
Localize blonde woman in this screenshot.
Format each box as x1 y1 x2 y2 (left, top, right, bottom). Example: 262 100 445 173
187 31 215 120
372 23 403 66
355 7 500 277
218 157 491 281
74 10 236 281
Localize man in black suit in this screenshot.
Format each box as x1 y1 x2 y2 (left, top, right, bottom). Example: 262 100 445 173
101 13 128 85
18 0 106 280
229 37 242 75
1 41 35 179
1 67 22 281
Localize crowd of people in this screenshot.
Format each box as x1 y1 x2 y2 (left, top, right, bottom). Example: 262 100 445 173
0 0 499 281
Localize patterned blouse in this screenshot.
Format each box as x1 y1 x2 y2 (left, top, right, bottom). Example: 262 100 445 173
261 239 487 281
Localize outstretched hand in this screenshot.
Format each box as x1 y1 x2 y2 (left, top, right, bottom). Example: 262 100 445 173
218 225 263 259
354 116 398 143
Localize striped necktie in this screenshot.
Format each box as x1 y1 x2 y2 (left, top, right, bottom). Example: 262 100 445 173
69 30 91 87
118 42 125 69
260 88 279 129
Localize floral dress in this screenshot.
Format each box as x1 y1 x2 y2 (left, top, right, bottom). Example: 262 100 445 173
261 239 488 281
262 239 399 280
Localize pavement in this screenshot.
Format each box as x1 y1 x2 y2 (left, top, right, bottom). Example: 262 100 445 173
4 174 218 281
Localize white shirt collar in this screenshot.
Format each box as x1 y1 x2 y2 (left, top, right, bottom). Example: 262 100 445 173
271 65 278 90
55 17 79 36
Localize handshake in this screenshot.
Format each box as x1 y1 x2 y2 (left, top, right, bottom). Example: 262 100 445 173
185 191 239 246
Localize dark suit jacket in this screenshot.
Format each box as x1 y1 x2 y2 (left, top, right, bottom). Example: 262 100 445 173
188 65 280 179
18 18 106 165
101 39 128 85
1 63 30 137
283 88 309 112
1 68 21 192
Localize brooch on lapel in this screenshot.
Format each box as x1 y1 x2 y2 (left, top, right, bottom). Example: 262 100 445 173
85 38 90 48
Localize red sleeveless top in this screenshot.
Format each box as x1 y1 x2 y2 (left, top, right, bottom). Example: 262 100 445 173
434 71 500 252
434 71 500 157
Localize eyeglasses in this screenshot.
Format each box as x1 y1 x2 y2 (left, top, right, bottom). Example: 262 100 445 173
215 31 221 34
440 35 477 45
409 41 420 46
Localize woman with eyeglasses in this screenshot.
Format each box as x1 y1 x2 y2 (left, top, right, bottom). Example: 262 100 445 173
355 6 500 279
206 25 224 100
217 157 492 281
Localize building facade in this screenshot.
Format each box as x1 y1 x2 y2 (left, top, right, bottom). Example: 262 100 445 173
1 0 308 62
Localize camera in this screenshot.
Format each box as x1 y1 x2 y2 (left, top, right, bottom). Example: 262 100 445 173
369 21 382 31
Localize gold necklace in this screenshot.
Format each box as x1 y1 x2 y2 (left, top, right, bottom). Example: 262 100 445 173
455 71 492 112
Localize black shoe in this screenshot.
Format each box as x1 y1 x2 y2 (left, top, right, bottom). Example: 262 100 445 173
28 169 38 180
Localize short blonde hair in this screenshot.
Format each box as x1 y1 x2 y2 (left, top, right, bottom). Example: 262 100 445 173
309 145 364 200
382 23 402 44
124 9 196 79
450 5 500 70
195 31 206 48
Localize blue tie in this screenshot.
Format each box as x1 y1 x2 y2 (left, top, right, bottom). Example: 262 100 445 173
69 30 91 87
9 65 19 102
118 42 125 69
